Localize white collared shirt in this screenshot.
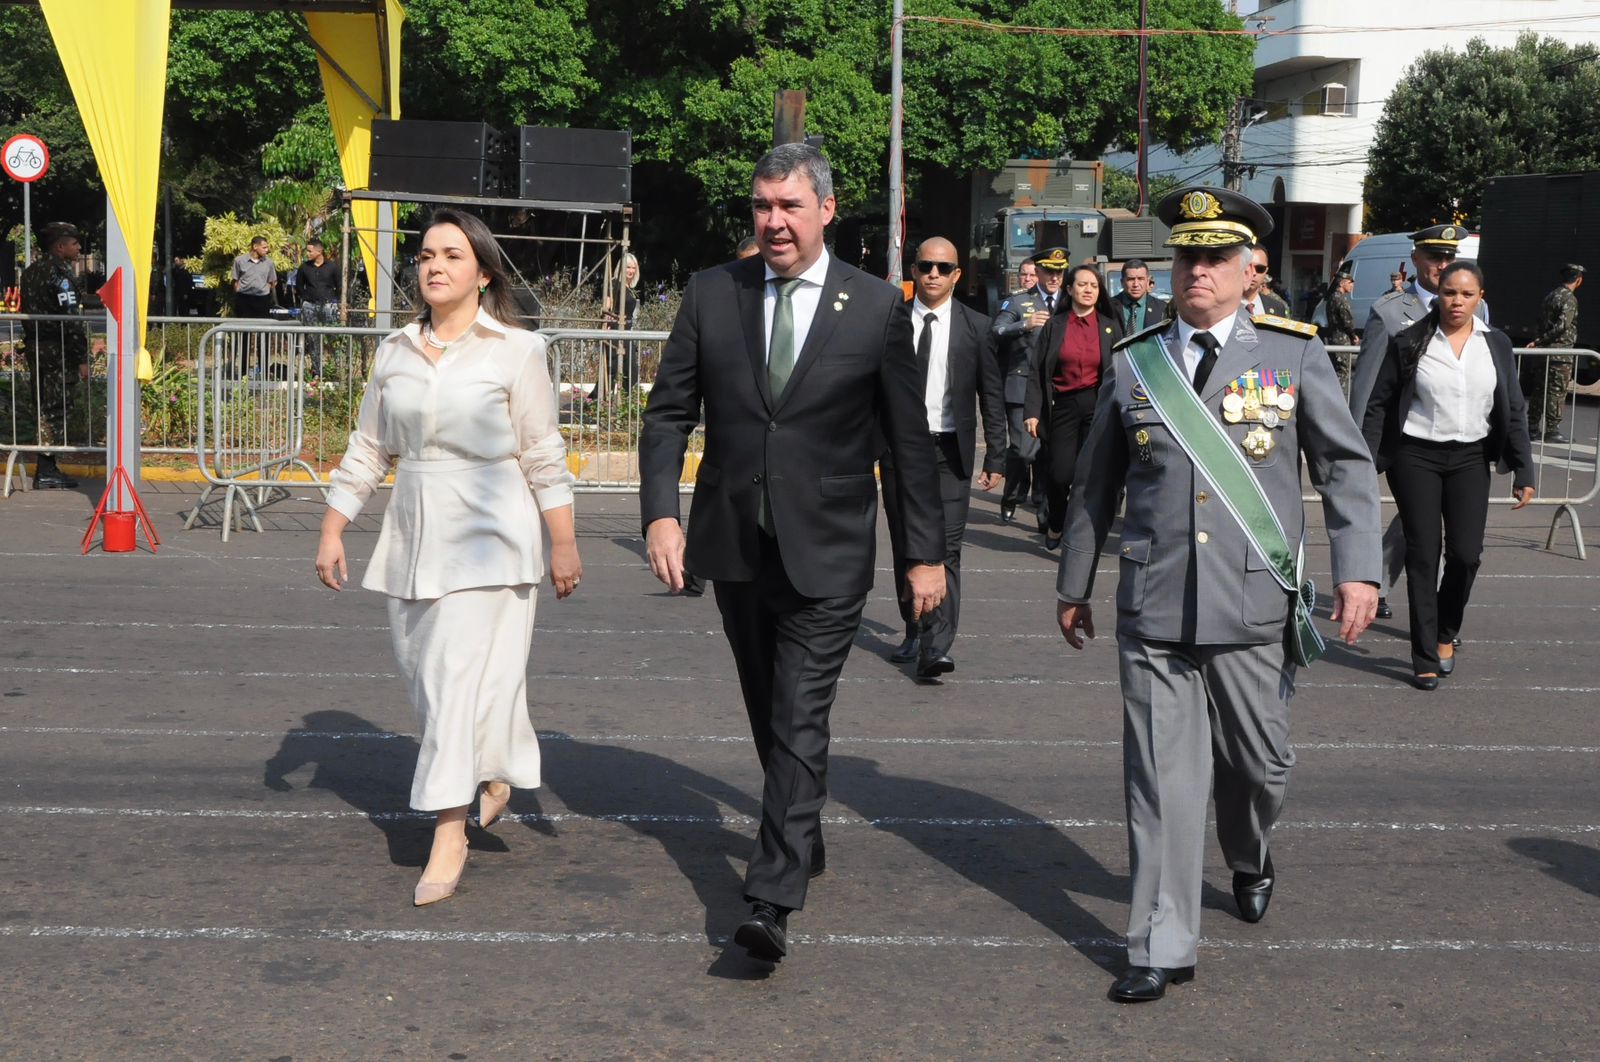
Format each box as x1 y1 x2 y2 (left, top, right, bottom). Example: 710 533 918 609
763 249 831 366
912 297 956 432
1170 310 1239 384
1412 282 1437 315
1404 316 1496 443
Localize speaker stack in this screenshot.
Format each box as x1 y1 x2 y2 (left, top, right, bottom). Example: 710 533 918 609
519 127 632 205
368 119 515 197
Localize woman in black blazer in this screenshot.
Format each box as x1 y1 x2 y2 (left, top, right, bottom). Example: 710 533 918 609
1024 263 1122 549
1361 260 1536 689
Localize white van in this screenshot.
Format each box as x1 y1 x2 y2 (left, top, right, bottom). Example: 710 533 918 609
1326 231 1481 327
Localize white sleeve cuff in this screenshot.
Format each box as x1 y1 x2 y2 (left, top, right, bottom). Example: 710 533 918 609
325 487 366 523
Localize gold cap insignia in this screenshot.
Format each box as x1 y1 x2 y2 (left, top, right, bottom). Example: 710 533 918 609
1180 191 1223 221
1441 226 1457 240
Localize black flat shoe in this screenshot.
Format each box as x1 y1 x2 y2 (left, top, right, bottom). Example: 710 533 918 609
889 634 920 664
1413 673 1440 691
734 901 789 961
1232 853 1275 923
1110 965 1195 1003
1376 597 1393 620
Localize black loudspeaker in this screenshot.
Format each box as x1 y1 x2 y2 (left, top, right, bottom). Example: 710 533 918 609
509 285 543 324
372 119 513 161
520 164 631 204
369 155 514 198
518 127 631 167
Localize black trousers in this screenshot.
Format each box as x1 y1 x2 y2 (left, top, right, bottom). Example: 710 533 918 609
1002 403 1046 509
713 533 865 911
1387 437 1489 673
1043 387 1099 534
234 292 274 318
881 434 970 655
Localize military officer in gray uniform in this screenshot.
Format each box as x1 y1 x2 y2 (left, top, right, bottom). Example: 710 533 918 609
1055 187 1381 1003
1348 224 1475 618
990 247 1069 524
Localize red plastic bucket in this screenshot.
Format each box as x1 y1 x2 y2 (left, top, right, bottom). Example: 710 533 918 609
102 512 137 552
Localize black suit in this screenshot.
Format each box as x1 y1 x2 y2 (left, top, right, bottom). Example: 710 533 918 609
1110 290 1168 336
639 253 942 909
880 298 1007 657
1024 309 1122 535
1360 320 1535 674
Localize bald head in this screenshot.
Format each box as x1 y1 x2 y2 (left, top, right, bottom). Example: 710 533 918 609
912 237 961 308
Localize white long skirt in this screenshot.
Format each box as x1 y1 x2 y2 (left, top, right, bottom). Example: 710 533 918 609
387 584 542 811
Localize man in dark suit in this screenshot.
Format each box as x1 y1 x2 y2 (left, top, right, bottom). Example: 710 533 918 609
1110 258 1168 335
639 144 945 962
881 237 1007 680
1243 246 1291 318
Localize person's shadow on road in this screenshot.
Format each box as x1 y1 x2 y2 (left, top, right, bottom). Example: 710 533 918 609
828 754 1126 972
1507 837 1600 900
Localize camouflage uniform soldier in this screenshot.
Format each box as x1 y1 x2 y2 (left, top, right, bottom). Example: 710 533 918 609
19 222 90 489
1322 272 1357 390
1526 263 1584 444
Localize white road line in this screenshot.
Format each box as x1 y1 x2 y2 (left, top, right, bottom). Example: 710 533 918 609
4 725 1598 756
3 923 1597 954
3 663 1597 693
2 804 1595 834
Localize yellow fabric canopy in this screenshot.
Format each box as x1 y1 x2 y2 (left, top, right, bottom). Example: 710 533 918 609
306 1 405 303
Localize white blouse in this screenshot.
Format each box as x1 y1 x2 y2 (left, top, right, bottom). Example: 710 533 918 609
1403 318 1496 444
327 309 574 599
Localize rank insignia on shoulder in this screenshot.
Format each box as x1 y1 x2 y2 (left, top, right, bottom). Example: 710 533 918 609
1000 300 1010 310
1251 314 1318 338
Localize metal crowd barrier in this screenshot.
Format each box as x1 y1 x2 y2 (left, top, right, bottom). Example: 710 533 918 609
1325 345 1599 559
1 312 109 494
540 328 678 492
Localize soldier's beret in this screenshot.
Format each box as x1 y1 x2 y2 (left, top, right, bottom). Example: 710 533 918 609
1157 186 1273 248
38 222 82 247
1560 263 1586 282
1029 247 1070 271
1408 224 1464 252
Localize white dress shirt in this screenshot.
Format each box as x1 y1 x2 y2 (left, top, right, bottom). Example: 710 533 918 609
328 308 575 599
1403 317 1496 443
1169 311 1239 384
762 249 831 365
913 297 956 432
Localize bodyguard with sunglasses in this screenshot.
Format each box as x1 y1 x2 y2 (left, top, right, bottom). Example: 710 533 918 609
991 247 1071 525
882 238 1007 679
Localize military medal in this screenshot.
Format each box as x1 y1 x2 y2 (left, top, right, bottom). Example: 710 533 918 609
1134 428 1154 463
1277 392 1295 413
1221 392 1244 423
1262 408 1281 429
1242 425 1274 460
1262 369 1279 407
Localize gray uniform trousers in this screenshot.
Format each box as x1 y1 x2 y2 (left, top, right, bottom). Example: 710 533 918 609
1119 638 1295 968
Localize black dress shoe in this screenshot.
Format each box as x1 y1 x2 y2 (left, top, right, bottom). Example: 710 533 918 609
1110 965 1195 1003
1043 532 1062 551
889 634 921 664
1412 673 1440 691
734 900 789 961
1438 654 1455 676
1540 430 1570 444
916 652 955 682
1376 597 1393 619
1000 504 1016 524
1232 854 1275 924
1452 637 1461 648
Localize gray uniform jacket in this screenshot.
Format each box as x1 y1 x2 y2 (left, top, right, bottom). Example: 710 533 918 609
990 285 1051 405
1058 314 1382 644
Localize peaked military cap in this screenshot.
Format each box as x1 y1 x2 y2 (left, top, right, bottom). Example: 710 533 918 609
1409 224 1464 252
1157 186 1272 248
1029 246 1071 271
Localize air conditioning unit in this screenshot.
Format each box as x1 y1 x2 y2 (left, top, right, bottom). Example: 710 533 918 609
1320 84 1348 117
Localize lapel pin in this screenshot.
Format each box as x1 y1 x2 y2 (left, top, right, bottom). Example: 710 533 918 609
838 291 849 301
833 300 844 311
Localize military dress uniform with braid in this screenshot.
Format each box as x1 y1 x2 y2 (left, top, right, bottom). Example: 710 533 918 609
19 255 89 447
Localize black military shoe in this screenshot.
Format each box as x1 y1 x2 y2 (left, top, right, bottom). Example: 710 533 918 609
916 652 955 682
1375 597 1393 620
1110 965 1195 1003
1000 503 1017 523
32 458 77 490
734 900 789 961
1541 430 1570 445
889 633 920 663
1232 853 1275 924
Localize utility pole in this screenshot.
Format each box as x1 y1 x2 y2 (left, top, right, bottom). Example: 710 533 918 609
1136 0 1150 214
887 0 905 285
1222 97 1244 191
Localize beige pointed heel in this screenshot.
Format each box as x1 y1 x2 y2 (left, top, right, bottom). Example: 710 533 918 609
413 845 468 907
477 781 511 830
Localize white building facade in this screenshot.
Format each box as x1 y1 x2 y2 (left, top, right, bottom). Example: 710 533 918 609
1114 0 1600 312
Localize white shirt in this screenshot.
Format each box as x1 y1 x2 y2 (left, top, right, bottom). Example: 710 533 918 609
1411 282 1437 315
1170 311 1239 385
762 250 831 365
327 308 575 599
913 297 955 432
1403 316 1496 443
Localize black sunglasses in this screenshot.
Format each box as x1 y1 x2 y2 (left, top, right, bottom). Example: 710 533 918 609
914 260 958 276
1250 264 1269 274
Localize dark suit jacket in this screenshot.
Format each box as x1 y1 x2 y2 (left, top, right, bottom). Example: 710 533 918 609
1360 319 1536 492
1022 309 1123 427
639 254 943 598
1111 290 1168 335
915 299 1006 480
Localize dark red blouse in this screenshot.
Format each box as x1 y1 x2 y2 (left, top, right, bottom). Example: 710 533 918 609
1053 311 1101 393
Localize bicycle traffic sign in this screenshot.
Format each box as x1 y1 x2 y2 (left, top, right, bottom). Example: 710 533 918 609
2 134 50 183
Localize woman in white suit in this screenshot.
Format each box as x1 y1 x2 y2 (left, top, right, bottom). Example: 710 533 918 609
314 209 581 905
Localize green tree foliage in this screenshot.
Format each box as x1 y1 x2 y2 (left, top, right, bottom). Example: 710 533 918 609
255 103 341 240
1366 33 1600 231
191 213 297 314
1103 167 1181 212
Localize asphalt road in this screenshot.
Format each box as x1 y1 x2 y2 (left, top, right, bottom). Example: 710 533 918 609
1 464 1597 1060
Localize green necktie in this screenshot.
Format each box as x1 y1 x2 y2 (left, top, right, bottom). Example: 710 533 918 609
1132 300 1145 332
768 277 804 399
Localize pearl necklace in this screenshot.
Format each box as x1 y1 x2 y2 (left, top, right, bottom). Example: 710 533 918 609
423 323 458 350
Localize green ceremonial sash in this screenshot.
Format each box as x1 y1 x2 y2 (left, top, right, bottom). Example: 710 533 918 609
1122 332 1326 667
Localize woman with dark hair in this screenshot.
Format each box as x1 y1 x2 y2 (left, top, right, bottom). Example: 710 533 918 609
1024 263 1122 549
1361 260 1535 690
314 208 582 903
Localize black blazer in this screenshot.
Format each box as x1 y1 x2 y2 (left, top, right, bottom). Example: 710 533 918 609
1023 309 1122 427
639 254 944 598
1360 319 1536 492
1111 290 1167 335
912 299 1007 480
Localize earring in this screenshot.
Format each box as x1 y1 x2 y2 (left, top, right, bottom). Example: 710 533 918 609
478 284 487 295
